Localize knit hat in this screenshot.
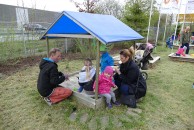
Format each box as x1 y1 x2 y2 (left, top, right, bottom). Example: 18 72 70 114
100 44 107 52
104 66 114 76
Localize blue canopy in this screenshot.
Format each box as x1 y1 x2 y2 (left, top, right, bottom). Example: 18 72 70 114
41 11 144 45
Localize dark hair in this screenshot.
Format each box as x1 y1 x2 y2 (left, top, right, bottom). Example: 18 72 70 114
119 48 134 60
49 48 61 57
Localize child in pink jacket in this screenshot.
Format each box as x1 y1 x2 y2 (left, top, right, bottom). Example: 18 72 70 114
93 66 120 109
176 46 187 56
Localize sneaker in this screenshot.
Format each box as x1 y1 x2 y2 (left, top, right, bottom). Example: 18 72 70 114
43 97 52 106
113 101 121 106
107 103 112 109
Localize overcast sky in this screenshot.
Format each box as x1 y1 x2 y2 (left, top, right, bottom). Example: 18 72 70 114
0 0 190 13
0 0 125 12
0 0 77 12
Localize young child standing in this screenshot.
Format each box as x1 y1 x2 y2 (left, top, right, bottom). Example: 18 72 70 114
78 58 96 93
93 66 120 109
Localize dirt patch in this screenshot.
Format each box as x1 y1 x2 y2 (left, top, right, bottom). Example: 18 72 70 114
0 46 122 76
0 52 84 76
0 55 43 75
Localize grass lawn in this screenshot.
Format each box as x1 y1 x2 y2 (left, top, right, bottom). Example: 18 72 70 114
0 45 194 130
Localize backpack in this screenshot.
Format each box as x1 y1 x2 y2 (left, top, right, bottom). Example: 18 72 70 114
119 72 147 108
135 72 147 99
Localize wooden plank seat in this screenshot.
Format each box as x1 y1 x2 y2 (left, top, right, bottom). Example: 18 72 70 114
149 56 160 64
60 72 117 109
168 53 194 63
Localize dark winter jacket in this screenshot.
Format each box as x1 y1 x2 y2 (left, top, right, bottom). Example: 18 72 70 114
114 60 147 99
119 60 139 86
37 58 65 97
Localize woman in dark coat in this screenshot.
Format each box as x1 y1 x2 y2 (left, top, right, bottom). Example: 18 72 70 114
114 48 147 108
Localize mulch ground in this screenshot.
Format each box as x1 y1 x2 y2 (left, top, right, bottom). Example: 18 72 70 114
0 52 87 75
0 55 43 75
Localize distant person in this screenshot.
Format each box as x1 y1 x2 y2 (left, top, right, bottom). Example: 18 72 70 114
93 66 120 109
166 36 172 48
180 26 191 54
175 46 187 57
37 48 72 105
171 34 177 44
78 58 96 95
100 44 114 73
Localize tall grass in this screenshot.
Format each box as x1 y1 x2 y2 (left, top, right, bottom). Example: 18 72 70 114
0 39 65 63
74 38 97 59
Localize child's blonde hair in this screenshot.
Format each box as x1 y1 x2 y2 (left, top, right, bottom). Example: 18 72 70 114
84 58 92 80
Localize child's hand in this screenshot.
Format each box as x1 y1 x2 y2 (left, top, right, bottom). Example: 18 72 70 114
115 68 121 75
113 85 117 88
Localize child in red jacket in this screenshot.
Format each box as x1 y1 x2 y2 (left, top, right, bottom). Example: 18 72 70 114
93 66 120 109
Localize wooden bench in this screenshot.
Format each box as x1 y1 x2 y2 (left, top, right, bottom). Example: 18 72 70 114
148 56 160 68
113 55 160 67
149 56 160 64
168 53 194 63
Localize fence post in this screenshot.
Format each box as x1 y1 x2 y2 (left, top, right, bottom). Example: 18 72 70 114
65 38 68 53
22 26 27 57
46 36 49 57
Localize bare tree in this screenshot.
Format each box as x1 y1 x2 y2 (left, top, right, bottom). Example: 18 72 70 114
70 0 99 13
94 0 123 19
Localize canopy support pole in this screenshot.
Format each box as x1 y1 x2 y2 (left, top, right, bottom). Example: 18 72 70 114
95 40 100 102
182 1 188 30
46 37 50 57
163 14 168 46
155 10 162 47
172 0 183 46
146 0 154 43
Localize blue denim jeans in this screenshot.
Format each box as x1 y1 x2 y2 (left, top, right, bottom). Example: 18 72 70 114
100 91 116 104
78 86 84 92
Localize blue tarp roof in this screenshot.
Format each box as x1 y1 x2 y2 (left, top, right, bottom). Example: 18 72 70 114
41 11 144 45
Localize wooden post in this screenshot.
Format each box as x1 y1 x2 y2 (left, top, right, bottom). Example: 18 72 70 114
46 36 49 57
65 38 68 53
133 41 136 59
95 40 100 101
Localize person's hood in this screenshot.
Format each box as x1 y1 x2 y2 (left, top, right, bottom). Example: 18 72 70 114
101 52 109 58
39 58 55 70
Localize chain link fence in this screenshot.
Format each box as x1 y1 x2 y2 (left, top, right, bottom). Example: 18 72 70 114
0 21 75 63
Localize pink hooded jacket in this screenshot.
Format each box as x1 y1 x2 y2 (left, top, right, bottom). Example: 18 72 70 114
176 47 186 56
93 73 115 94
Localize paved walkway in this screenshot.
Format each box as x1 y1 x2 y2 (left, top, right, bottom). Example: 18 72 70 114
59 67 144 129
69 107 143 129
59 56 145 128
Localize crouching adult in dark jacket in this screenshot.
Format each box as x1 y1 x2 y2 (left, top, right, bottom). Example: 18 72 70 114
37 48 72 105
114 48 147 108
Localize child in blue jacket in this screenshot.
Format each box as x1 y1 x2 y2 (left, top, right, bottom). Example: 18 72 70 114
100 44 114 73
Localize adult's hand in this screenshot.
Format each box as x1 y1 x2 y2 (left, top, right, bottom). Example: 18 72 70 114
115 68 121 75
64 74 69 81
